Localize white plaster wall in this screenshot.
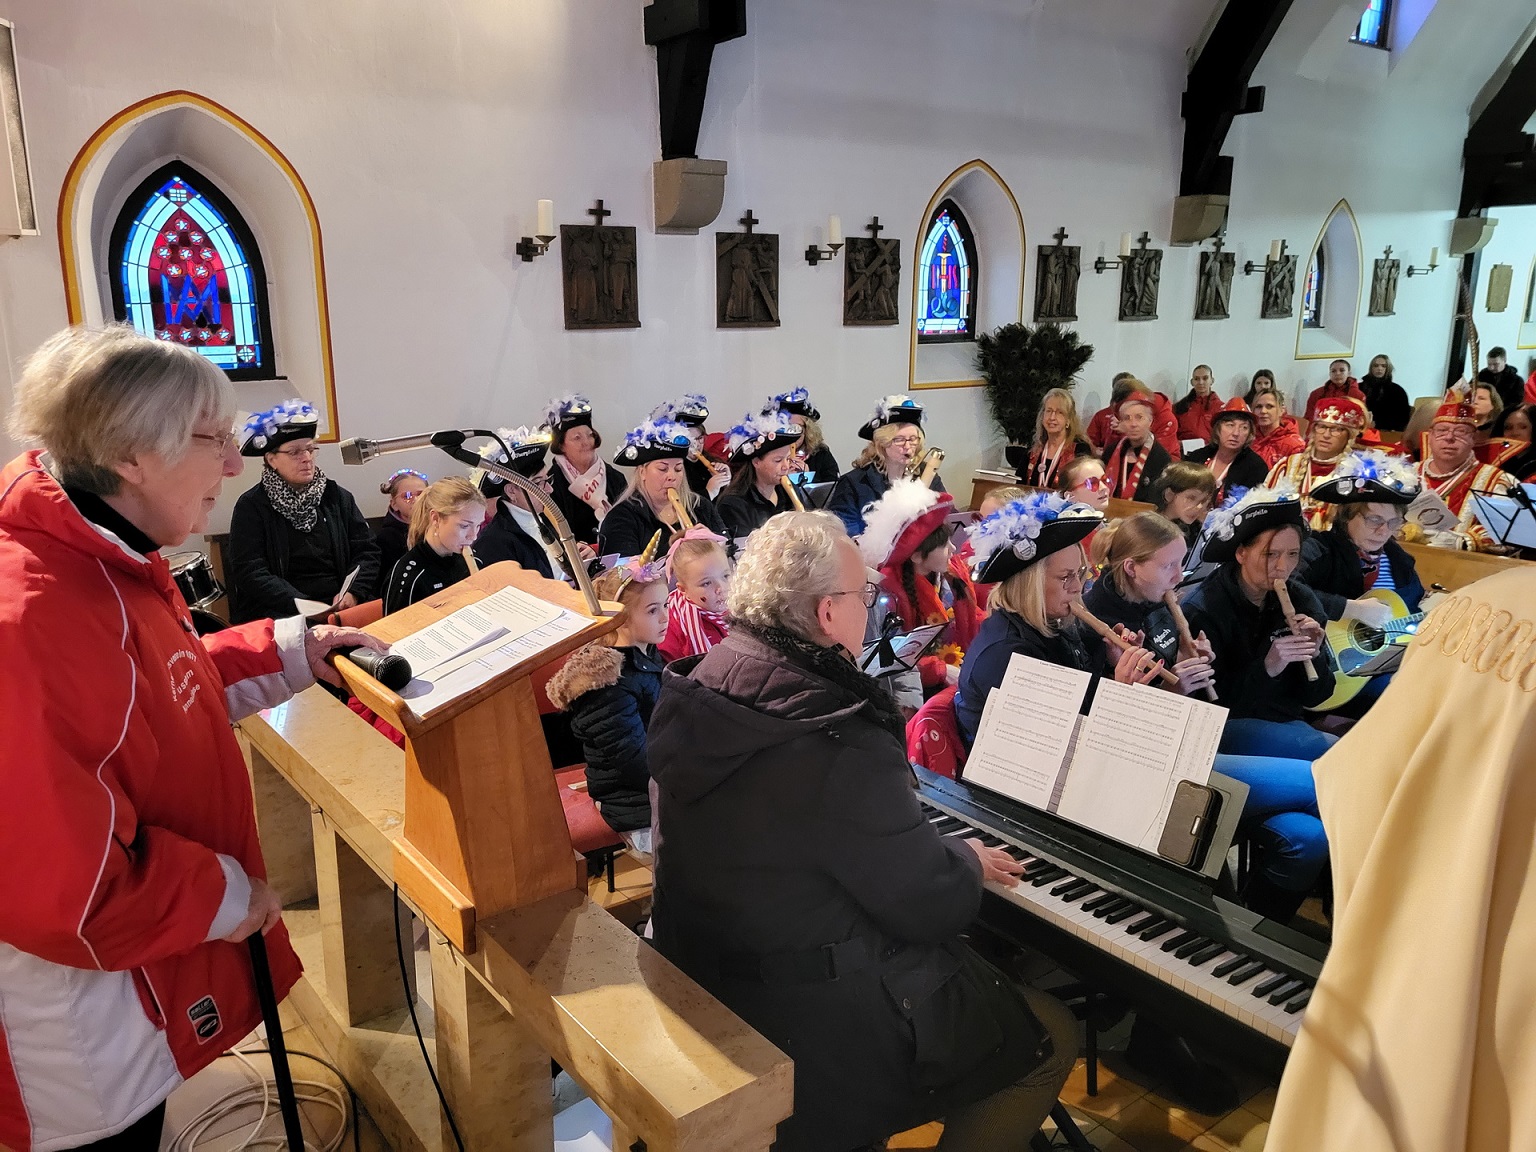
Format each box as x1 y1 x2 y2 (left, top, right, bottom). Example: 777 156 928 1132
0 0 1532 532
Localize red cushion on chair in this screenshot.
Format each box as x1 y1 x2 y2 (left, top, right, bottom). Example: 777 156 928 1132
906 685 967 780
554 766 624 853
327 599 385 628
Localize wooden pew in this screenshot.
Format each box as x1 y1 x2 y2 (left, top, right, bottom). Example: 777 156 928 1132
241 563 793 1152
1401 541 1535 592
967 470 1152 518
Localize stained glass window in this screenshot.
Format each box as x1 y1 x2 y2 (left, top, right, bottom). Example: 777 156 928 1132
1351 0 1391 48
109 162 274 379
1302 248 1326 329
916 199 977 343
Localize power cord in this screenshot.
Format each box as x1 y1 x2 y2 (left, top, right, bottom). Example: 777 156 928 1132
168 1046 351 1152
393 884 467 1152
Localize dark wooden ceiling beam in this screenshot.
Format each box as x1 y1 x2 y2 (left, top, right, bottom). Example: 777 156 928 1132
644 0 747 161
1179 0 1297 198
1460 34 1536 214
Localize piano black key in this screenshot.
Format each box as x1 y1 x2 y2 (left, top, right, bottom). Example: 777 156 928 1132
1021 859 1058 879
1187 942 1226 966
1267 979 1307 1006
1226 961 1267 986
1173 935 1211 959
1051 878 1090 897
1211 954 1251 978
1161 930 1200 953
930 816 964 834
1252 972 1291 998
1093 898 1133 920
1030 866 1069 887
1004 846 1030 861
1284 988 1312 1014
1103 903 1141 925
977 834 1007 848
1081 892 1120 913
1139 921 1177 942
1125 912 1159 934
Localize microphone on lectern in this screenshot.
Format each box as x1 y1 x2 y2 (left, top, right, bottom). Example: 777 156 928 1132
336 646 412 690
338 429 476 466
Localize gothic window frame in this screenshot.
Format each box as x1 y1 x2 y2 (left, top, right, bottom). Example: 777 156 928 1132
1351 0 1391 49
108 161 277 381
1302 247 1326 330
915 198 979 344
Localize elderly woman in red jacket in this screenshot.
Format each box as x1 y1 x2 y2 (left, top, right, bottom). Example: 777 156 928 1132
0 325 380 1152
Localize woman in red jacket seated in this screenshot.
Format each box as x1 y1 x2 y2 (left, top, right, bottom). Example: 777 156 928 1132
0 325 380 1152
860 478 980 693
1250 385 1307 468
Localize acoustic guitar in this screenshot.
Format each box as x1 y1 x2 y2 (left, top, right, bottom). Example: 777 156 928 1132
1310 588 1424 711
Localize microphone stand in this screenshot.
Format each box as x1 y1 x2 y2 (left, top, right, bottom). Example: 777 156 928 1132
340 429 607 616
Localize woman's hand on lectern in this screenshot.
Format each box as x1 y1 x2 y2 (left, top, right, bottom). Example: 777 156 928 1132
305 625 388 687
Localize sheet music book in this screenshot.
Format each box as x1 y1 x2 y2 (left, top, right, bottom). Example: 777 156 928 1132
860 622 947 677
390 584 591 717
964 653 1227 856
1406 487 1458 533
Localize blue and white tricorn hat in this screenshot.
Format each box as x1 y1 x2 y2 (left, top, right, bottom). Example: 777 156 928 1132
1309 449 1420 506
240 399 319 456
472 426 554 497
762 387 820 423
858 393 925 440
542 394 594 436
650 393 710 428
1197 482 1305 563
725 412 803 462
968 491 1103 585
614 418 695 466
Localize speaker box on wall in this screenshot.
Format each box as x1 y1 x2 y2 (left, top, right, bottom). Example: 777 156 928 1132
0 18 36 238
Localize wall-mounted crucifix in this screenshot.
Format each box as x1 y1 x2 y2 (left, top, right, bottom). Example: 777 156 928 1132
1035 225 1081 322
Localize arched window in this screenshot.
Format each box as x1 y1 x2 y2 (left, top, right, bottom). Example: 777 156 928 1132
1302 247 1326 330
109 162 275 380
915 199 978 343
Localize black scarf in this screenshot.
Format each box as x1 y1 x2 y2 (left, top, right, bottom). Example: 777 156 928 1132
733 620 908 742
261 463 328 532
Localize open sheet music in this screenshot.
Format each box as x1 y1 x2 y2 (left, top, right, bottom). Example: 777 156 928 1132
964 653 1227 856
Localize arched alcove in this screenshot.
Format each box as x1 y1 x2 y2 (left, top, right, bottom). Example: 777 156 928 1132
58 91 339 438
908 159 1025 391
1296 199 1362 363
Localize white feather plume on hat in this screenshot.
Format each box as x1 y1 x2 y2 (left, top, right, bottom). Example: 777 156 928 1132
856 477 947 569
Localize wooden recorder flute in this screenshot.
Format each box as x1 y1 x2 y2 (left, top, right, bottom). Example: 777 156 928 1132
461 546 480 575
1162 590 1217 702
667 486 695 531
780 475 806 511
1069 601 1181 688
1273 578 1320 682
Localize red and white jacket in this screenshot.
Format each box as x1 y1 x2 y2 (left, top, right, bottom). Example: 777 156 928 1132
0 452 306 1151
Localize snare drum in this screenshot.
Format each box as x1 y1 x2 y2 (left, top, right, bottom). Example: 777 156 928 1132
167 551 224 610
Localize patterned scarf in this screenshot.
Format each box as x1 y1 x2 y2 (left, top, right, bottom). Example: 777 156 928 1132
261 463 328 532
665 586 729 657
734 620 907 742
1110 439 1152 500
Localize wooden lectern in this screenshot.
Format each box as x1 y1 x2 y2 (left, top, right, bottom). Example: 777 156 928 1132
333 562 620 952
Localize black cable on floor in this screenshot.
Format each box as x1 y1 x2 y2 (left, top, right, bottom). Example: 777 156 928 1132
393 884 466 1152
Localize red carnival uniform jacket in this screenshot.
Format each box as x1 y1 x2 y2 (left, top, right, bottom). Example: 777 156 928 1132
0 452 307 1151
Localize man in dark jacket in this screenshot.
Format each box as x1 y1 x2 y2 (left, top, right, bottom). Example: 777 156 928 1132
1479 347 1526 413
648 512 1075 1152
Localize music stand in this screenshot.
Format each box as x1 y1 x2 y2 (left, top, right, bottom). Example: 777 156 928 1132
1469 485 1536 550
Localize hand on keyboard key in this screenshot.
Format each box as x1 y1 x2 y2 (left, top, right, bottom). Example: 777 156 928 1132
963 837 1026 888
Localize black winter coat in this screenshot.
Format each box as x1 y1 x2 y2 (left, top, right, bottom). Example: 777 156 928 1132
547 644 660 832
1298 529 1423 621
825 463 946 537
716 482 800 542
546 459 627 545
954 609 1097 745
1361 376 1413 432
1184 445 1270 501
648 628 1051 1151
801 443 840 485
1081 578 1181 676
228 479 379 624
596 492 726 558
473 502 554 579
373 512 410 583
1183 563 1335 721
383 539 470 615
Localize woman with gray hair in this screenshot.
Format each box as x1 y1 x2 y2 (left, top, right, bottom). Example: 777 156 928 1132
0 325 382 1152
647 510 1075 1152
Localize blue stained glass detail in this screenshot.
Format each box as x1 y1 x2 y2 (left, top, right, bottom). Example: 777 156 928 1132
916 199 977 342
111 165 272 376
1351 0 1390 48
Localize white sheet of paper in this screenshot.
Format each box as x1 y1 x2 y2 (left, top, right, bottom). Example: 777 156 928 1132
294 597 331 619
1407 487 1458 532
335 564 361 604
1056 678 1225 853
962 654 1092 811
389 604 509 676
401 606 591 717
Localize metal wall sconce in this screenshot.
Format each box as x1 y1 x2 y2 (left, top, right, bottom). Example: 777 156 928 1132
1244 239 1287 276
516 199 556 262
805 215 845 267
1406 247 1440 277
1094 232 1139 274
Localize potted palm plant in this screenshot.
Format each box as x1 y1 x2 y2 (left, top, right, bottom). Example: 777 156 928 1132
974 322 1094 473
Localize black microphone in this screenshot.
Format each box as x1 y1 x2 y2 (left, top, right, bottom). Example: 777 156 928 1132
338 647 413 690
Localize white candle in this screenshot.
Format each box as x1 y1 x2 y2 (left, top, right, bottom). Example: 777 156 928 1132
1119 232 1133 258
1269 239 1283 262
828 215 843 246
1429 246 1439 265
536 199 554 238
